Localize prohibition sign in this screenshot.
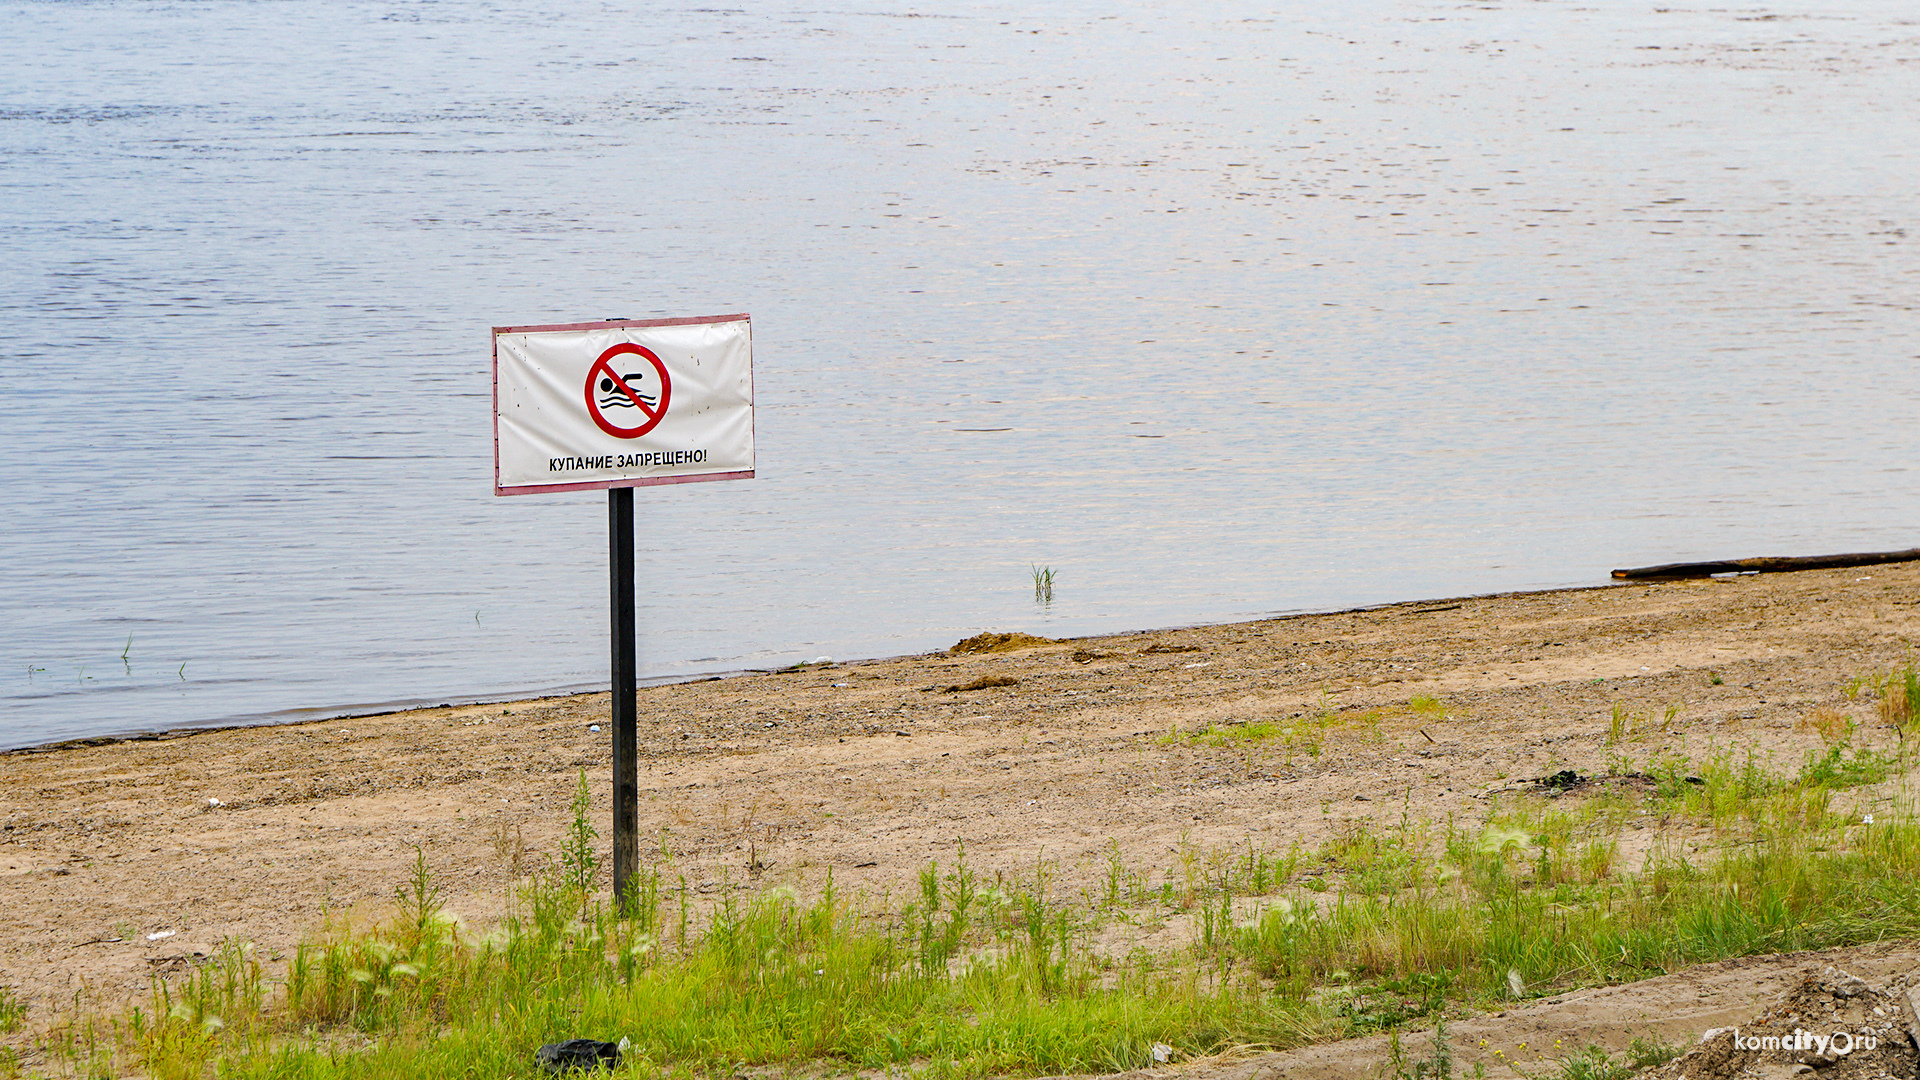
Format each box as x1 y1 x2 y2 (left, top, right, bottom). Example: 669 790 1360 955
586 343 672 439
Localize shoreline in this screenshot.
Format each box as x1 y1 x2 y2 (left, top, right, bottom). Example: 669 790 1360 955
4 576 1655 757
4 562 1918 1072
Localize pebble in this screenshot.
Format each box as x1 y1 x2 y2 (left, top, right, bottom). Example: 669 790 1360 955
1833 974 1873 998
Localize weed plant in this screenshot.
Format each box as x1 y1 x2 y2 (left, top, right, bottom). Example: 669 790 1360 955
560 769 601 896
1513 1036 1679 1080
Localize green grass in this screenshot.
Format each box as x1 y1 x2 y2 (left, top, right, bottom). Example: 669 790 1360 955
1160 719 1291 749
1798 743 1896 790
1886 664 1920 736
1222 740 1920 1008
97 863 1330 1080
1161 695 1448 758
17 712 1920 1079
1846 660 1920 736
1606 703 1676 746
1157 712 1345 760
1529 1037 1681 1080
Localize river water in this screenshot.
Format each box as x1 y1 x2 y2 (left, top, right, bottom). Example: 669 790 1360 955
3 0 1917 750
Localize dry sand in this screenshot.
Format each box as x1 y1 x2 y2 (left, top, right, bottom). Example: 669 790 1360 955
5 562 1920 1076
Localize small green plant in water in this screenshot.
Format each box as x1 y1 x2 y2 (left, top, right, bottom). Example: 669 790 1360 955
1031 564 1055 603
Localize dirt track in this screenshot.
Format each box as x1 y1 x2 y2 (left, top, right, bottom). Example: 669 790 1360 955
4 562 1920 1073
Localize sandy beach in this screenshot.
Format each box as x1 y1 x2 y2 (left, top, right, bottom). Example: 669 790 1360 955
5 562 1919 1075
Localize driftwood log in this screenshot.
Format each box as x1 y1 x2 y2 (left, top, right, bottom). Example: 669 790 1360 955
1612 547 1920 580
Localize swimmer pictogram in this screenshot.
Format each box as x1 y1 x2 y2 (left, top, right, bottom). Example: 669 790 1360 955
585 343 671 439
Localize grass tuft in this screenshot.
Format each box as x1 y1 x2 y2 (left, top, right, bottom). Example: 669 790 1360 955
1882 663 1920 736
0 985 21 1034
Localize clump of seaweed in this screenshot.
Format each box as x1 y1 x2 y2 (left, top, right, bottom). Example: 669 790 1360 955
949 632 1052 656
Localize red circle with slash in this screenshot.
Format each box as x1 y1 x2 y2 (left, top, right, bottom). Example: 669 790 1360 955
585 343 672 439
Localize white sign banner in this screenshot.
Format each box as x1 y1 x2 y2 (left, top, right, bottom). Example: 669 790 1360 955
492 314 754 495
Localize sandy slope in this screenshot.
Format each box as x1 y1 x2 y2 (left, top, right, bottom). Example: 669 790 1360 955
4 562 1919 1072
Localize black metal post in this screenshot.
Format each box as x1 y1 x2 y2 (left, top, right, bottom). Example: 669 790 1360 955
609 487 638 909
